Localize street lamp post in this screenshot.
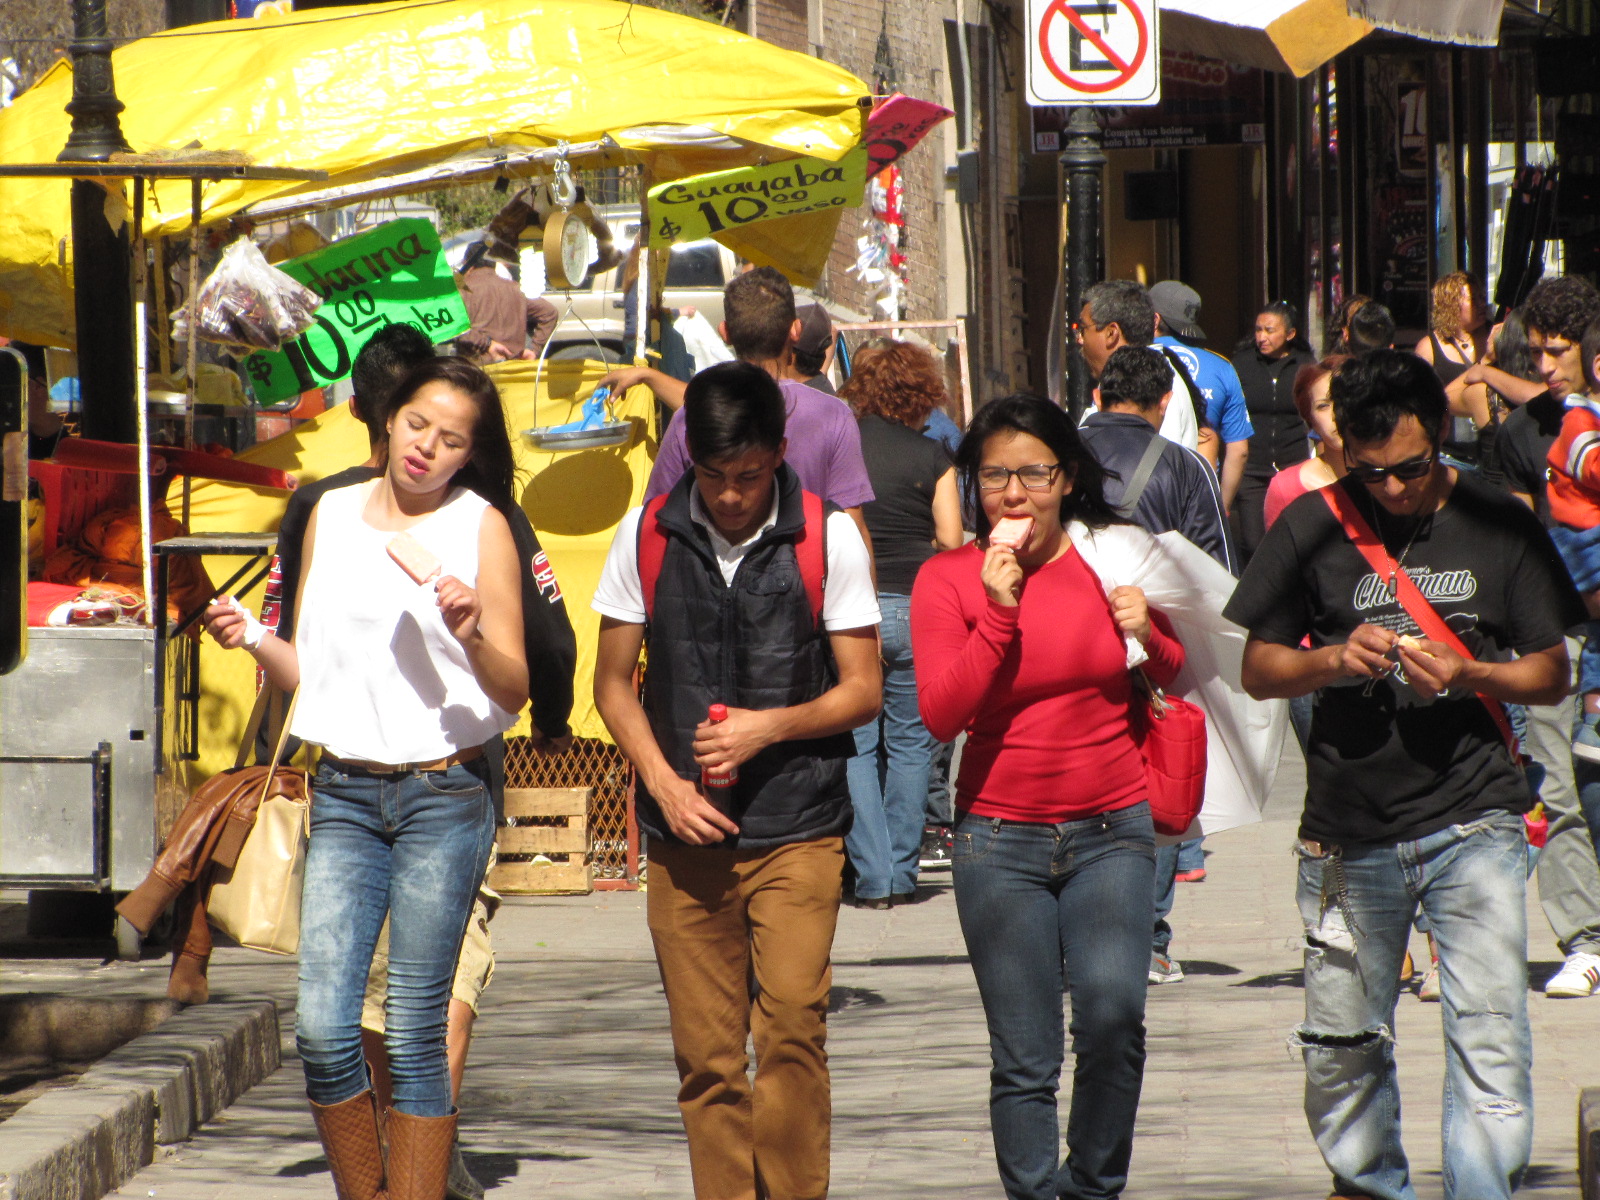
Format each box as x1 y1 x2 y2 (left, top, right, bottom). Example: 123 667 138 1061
1059 106 1105 422
59 0 137 444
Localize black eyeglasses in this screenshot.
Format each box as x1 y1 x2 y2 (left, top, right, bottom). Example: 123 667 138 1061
1344 453 1436 484
976 464 1063 492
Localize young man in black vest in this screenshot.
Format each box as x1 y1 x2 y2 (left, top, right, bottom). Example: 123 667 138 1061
593 360 881 1200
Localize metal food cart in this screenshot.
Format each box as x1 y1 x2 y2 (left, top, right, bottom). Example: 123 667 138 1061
0 161 319 954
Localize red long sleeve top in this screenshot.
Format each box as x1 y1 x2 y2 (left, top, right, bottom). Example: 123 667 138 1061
911 540 1185 823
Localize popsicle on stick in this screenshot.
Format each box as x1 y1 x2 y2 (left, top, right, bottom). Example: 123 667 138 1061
387 532 442 585
989 515 1034 551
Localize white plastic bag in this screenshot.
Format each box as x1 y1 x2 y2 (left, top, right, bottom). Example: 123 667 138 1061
675 310 734 373
172 237 322 353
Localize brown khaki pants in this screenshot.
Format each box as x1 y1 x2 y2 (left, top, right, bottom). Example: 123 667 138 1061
647 836 844 1200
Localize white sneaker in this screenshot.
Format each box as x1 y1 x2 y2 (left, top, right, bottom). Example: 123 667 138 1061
1545 951 1600 998
1148 952 1185 985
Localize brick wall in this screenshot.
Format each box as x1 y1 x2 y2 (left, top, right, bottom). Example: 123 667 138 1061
754 0 809 53
746 0 1037 401
814 0 952 326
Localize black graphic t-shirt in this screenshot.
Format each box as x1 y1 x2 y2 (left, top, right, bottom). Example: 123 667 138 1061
1223 472 1584 845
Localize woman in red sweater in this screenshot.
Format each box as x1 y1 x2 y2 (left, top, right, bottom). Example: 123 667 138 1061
911 394 1184 1200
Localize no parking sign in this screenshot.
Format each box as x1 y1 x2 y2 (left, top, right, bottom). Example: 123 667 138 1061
1026 0 1160 107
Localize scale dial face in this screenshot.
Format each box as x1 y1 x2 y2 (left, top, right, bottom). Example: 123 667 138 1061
544 210 595 290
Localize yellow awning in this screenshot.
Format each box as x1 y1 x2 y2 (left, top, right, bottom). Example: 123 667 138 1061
0 0 870 346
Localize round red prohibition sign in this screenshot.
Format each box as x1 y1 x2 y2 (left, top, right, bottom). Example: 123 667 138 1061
1038 0 1148 94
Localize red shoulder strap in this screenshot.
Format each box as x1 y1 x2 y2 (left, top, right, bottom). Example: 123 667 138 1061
795 490 827 629
637 494 672 625
1320 485 1520 756
640 490 826 627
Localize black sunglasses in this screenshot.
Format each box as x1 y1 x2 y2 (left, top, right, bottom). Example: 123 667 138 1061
1344 453 1436 484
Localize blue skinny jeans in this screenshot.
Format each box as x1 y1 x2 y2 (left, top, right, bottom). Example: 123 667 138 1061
296 758 495 1117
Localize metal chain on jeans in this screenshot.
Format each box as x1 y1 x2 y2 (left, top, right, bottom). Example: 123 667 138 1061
1319 844 1364 939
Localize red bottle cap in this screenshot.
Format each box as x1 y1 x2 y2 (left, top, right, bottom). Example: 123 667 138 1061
708 704 728 722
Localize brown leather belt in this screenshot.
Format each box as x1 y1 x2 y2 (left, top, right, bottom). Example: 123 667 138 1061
322 744 485 776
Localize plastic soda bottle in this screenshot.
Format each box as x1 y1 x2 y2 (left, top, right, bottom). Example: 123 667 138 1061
702 703 738 790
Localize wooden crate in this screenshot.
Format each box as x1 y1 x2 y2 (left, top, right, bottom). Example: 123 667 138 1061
489 787 593 895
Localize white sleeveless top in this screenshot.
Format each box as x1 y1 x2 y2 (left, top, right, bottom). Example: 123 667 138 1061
290 480 517 763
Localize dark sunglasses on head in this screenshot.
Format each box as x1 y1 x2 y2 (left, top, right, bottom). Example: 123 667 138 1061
1344 453 1436 484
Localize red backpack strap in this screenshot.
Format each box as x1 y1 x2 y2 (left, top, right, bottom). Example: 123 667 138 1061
794 490 828 629
636 494 672 625
1320 485 1520 758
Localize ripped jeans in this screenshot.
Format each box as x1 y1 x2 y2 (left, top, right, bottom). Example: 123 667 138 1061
1292 811 1532 1200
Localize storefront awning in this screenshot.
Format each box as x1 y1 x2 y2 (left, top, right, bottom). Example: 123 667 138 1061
1160 0 1506 77
1350 0 1506 47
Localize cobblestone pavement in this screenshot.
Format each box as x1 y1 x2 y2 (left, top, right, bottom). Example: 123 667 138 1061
8 746 1595 1199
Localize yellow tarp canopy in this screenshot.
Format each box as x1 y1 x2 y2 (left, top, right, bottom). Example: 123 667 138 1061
0 0 870 346
178 358 654 783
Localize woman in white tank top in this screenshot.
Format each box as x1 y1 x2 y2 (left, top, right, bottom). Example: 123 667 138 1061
204 357 526 1200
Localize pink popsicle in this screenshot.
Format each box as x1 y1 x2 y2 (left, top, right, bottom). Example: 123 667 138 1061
387 532 441 585
989 515 1034 550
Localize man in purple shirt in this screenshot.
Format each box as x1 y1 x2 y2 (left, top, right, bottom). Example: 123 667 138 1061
603 268 875 542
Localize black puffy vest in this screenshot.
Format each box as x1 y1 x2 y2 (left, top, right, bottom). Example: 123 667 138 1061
638 467 853 850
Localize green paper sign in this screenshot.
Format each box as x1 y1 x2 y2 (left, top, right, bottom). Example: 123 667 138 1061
243 218 469 407
646 148 869 248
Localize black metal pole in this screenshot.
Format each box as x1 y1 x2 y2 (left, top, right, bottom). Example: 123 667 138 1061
1059 106 1105 422
59 0 137 443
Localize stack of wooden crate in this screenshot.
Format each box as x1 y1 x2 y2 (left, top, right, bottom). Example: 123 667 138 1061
488 786 593 895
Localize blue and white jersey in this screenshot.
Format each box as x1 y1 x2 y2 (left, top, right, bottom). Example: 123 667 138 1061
1154 335 1254 444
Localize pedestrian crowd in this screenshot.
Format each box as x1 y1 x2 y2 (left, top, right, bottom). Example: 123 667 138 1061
187 261 1600 1200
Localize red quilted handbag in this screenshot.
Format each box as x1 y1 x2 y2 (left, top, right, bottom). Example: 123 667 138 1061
1129 671 1207 837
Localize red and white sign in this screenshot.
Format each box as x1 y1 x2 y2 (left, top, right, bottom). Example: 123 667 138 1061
1025 0 1160 107
862 94 955 176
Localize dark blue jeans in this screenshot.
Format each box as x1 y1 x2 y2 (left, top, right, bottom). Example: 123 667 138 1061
953 804 1156 1200
1152 842 1177 955
296 759 495 1116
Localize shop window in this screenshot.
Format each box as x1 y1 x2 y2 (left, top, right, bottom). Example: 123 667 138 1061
665 244 726 289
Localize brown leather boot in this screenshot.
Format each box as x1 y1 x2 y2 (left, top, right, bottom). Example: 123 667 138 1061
309 1091 388 1200
385 1109 457 1200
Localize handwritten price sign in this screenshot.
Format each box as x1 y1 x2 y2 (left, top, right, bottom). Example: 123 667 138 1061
863 94 953 175
646 148 869 248
243 218 469 407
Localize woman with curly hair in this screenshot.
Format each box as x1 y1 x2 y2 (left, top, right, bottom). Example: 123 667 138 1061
840 340 963 906
1416 271 1493 465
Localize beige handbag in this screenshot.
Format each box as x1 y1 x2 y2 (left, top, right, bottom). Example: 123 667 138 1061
207 689 308 956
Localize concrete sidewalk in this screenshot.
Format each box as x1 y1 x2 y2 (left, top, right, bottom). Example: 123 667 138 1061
10 747 1597 1199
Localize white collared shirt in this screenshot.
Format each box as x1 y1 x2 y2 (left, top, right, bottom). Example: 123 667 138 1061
688 488 781 586
593 492 880 631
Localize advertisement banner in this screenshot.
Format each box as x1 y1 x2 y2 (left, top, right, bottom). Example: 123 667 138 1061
646 149 869 248
243 218 468 407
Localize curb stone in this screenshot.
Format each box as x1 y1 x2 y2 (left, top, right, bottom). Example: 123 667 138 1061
0 1000 279 1200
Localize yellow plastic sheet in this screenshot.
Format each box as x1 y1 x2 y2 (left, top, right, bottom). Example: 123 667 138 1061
0 0 869 345
174 358 655 782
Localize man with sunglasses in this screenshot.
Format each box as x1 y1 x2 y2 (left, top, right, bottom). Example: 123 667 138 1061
1224 350 1583 1200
